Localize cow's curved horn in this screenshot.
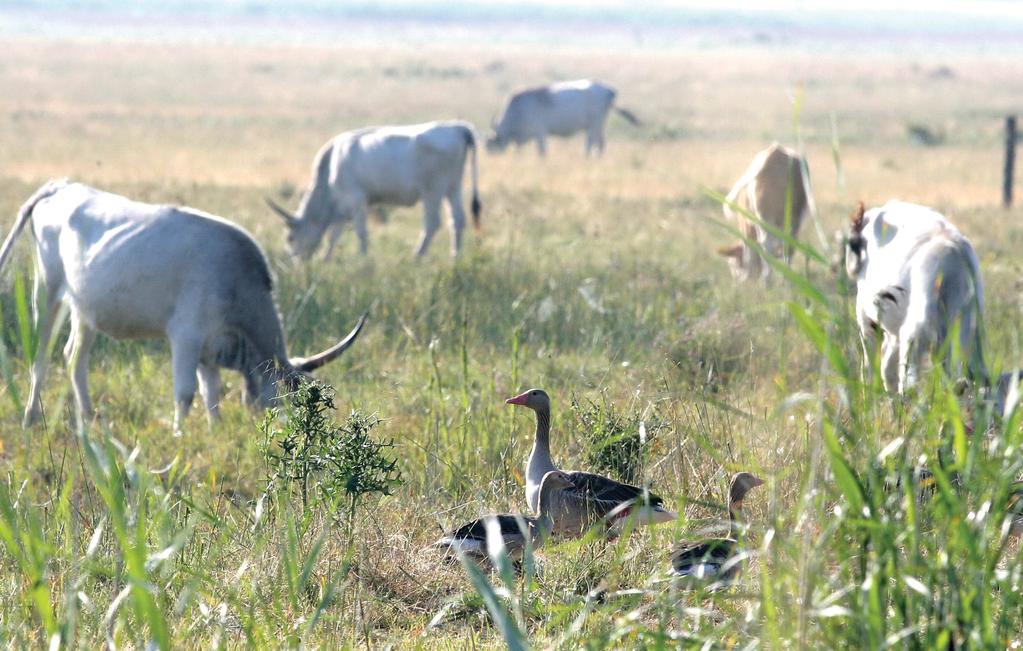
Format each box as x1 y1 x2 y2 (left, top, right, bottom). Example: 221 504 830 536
289 313 367 373
265 197 298 226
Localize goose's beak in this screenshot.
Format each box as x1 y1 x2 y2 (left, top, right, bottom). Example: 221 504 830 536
505 391 530 406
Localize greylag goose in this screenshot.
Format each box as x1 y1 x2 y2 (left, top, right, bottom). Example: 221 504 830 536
670 472 763 586
433 470 575 566
505 388 677 537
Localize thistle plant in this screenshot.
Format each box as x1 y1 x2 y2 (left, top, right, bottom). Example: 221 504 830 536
260 381 402 526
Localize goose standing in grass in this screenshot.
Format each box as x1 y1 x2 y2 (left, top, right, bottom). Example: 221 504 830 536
505 388 677 537
433 470 575 567
670 472 763 587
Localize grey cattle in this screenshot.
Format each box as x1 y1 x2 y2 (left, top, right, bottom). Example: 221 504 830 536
0 180 365 433
845 200 986 393
266 120 481 260
486 79 639 157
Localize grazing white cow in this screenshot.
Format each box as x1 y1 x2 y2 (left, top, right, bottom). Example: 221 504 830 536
717 143 810 281
486 79 639 157
844 200 986 393
0 180 365 433
266 120 481 260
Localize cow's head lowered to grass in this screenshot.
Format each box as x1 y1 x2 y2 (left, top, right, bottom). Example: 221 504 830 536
266 141 337 261
269 121 482 261
0 179 367 435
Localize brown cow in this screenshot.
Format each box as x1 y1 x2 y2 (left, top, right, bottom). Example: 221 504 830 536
717 143 811 281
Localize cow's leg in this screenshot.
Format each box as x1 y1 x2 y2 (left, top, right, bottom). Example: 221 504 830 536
197 364 221 423
898 338 914 394
62 315 77 364
881 333 900 394
321 220 346 261
446 187 466 256
859 331 876 385
353 203 370 255
414 196 443 258
897 325 929 394
856 304 880 385
586 125 605 157
23 273 64 428
745 240 765 282
67 318 97 429
758 242 772 282
168 333 202 435
758 232 783 283
535 136 547 157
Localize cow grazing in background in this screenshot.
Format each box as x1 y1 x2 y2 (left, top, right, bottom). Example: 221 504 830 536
844 200 986 394
0 180 366 434
266 120 481 260
717 143 811 282
486 79 639 157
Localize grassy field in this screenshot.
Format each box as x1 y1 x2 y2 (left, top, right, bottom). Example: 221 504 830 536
2 21 1023 648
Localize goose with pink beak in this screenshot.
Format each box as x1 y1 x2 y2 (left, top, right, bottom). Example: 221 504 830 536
506 388 678 537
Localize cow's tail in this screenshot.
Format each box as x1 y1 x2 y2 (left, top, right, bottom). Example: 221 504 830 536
463 126 482 231
0 179 66 278
614 106 641 126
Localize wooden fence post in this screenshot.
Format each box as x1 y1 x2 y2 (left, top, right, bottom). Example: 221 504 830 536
1006 115 1017 209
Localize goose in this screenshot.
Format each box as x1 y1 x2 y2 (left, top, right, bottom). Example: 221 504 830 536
670 472 763 587
433 470 575 567
505 388 677 537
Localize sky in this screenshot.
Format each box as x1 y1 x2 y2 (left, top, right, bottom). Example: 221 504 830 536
3 0 1021 49
511 0 1018 11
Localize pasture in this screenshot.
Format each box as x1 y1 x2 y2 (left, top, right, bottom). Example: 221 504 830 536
2 13 1023 647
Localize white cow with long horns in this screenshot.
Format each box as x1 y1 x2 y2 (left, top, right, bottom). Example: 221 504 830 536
266 120 481 260
0 180 365 433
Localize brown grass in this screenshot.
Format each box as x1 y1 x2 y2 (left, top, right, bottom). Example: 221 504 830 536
1 27 1023 647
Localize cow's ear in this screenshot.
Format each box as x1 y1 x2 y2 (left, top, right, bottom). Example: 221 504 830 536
717 242 744 259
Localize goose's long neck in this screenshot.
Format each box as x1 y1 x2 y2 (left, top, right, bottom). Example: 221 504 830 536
538 482 557 518
728 501 745 534
536 480 560 538
528 405 554 472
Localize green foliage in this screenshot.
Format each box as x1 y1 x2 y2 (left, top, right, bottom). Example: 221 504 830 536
459 543 529 651
260 380 402 512
571 393 662 484
2 34 1023 649
0 476 58 640
12 272 37 364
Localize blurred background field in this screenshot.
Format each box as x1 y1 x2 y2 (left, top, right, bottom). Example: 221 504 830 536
1 2 1023 647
